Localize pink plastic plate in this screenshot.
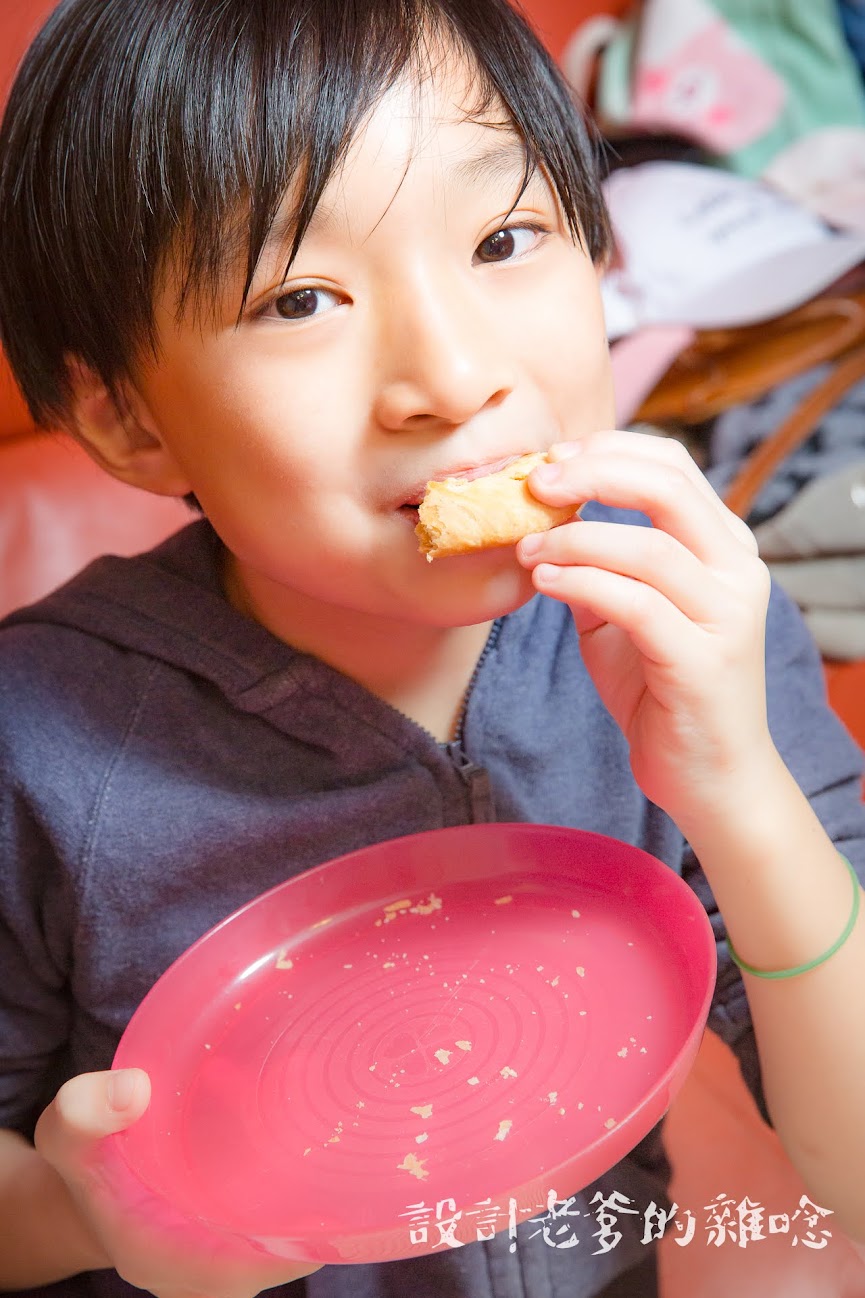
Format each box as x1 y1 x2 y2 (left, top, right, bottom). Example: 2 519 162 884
111 824 715 1264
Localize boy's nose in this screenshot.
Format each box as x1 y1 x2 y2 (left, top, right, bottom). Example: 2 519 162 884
373 271 517 432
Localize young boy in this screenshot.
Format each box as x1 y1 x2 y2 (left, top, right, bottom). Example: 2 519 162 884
0 2 864 1297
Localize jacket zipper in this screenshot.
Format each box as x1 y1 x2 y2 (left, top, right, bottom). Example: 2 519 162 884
451 618 503 750
445 618 503 823
446 740 495 822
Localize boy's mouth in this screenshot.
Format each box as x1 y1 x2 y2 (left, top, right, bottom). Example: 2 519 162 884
399 453 527 510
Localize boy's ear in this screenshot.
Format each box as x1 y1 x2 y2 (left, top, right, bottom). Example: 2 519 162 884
63 359 193 498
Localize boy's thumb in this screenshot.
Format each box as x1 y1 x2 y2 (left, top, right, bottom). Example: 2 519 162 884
35 1069 151 1170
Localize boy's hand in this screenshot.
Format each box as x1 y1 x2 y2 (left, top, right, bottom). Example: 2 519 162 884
518 430 777 836
35 1069 321 1298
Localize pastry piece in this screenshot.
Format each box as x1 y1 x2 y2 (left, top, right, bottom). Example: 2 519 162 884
415 451 576 561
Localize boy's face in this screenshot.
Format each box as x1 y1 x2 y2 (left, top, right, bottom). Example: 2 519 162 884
132 54 615 631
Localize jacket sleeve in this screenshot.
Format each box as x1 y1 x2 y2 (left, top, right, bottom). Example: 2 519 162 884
0 626 92 1138
682 579 865 1125
0 778 74 1138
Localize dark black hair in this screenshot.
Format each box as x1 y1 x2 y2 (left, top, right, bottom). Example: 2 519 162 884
0 0 611 427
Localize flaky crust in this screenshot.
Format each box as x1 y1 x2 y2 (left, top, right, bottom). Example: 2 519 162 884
415 451 576 560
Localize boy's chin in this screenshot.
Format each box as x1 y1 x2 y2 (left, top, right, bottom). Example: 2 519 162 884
414 552 538 628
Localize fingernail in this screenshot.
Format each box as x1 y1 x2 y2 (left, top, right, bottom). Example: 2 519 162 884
550 441 582 460
519 533 542 557
108 1070 138 1112
534 462 562 485
534 563 561 586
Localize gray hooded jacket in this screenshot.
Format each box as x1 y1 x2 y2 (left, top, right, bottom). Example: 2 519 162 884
2 518 864 1298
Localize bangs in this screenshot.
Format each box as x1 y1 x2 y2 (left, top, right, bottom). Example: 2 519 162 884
171 0 611 325
0 0 610 425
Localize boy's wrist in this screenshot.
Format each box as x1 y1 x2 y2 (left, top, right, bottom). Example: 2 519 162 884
678 752 856 978
673 740 792 857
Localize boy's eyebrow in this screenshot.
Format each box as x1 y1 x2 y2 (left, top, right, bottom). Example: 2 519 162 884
256 136 534 271
255 196 341 269
447 137 534 190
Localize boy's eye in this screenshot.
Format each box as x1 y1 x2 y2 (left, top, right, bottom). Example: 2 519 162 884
475 224 544 264
268 286 341 321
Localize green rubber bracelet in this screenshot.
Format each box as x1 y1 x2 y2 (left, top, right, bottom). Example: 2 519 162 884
728 853 861 980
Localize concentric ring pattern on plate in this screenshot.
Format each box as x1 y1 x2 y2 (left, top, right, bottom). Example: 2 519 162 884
112 825 715 1260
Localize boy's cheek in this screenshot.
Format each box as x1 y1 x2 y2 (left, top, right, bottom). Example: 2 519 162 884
544 296 616 433
550 349 616 439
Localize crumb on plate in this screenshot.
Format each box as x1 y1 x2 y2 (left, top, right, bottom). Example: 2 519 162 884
410 893 443 915
398 1153 429 1180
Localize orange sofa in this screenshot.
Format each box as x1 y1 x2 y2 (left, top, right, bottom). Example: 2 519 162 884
1 3 864 1296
